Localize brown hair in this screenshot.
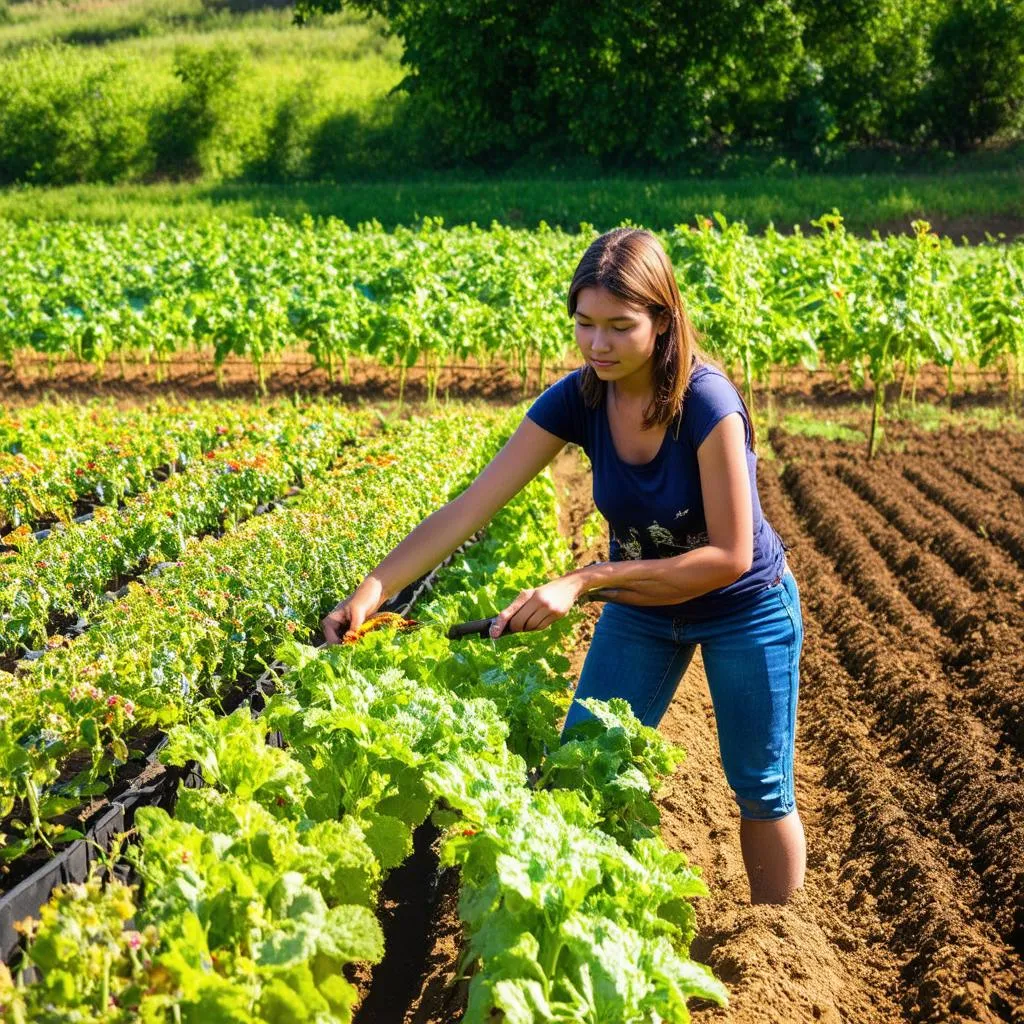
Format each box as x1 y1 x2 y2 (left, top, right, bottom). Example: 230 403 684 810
568 227 756 450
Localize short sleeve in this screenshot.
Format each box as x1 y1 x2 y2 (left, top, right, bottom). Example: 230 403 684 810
525 370 585 446
684 367 751 451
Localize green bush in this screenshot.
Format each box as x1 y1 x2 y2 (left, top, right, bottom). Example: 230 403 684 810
244 80 317 180
927 0 1024 151
150 42 270 179
0 45 158 185
293 0 1023 166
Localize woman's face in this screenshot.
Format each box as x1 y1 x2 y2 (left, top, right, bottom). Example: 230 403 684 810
573 285 669 387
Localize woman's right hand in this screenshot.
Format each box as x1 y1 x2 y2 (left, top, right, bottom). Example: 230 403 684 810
321 581 383 645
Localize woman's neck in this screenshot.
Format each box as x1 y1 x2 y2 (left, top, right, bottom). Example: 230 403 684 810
609 361 654 402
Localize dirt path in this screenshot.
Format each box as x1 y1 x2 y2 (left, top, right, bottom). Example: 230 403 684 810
0 352 1013 414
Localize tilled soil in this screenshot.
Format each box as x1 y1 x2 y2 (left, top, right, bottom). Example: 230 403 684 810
401 426 1024 1024
0 351 1013 412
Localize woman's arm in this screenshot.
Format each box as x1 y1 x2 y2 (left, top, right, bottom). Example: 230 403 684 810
490 412 752 634
568 411 753 605
322 416 567 642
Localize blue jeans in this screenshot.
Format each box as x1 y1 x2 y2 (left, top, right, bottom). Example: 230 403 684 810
562 568 804 821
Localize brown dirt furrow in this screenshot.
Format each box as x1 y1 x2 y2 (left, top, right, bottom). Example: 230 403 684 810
947 456 1024 514
835 461 1021 593
834 461 1024 638
902 461 1024 572
799 636 1023 1024
984 459 1024 500
780 461 955 650
767 430 858 465
759 465 1024 1023
935 445 1024 507
783 461 1024 754
826 465 985 640
815 465 1024 754
401 866 468 1024
778 464 1024 947
766 426 1023 592
877 424 1021 459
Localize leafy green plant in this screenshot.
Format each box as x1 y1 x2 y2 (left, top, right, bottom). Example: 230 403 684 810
0 406 513 860
539 696 686 848
7 422 726 1021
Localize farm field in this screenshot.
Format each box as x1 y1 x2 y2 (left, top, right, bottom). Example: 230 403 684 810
3 0 1024 1016
2 386 1022 1022
0 397 732 1021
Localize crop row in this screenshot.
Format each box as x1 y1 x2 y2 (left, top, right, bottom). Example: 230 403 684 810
0 399 322 535
2 215 1021 407
2 470 728 1023
0 407 512 864
0 402 373 658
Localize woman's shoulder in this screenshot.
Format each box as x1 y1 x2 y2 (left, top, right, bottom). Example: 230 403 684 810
525 367 589 445
680 362 737 414
685 361 733 395
680 361 750 447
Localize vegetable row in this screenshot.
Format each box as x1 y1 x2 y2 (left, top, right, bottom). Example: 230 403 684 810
1 214 1021 403
0 399 326 535
2 467 728 1022
0 406 512 863
0 401 373 658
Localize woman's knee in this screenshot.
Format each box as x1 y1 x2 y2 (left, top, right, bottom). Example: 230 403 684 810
732 781 796 821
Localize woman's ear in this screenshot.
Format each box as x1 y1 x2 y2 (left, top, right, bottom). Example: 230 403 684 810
656 310 671 336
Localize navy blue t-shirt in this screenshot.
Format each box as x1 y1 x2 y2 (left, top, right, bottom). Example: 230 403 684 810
525 363 786 621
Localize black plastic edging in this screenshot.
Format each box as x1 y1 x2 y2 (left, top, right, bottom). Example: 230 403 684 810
0 767 185 963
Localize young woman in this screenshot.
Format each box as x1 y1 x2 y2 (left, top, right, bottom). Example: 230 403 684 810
322 227 806 906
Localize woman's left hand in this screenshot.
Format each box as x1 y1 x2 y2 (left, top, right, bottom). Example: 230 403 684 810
489 576 584 638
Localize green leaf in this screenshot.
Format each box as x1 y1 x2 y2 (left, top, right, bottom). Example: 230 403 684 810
360 813 412 871
318 904 385 964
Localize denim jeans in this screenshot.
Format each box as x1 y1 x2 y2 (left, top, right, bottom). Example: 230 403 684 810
562 568 804 820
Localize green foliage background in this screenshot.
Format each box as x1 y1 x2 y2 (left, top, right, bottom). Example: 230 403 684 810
296 0 1024 166
0 0 1021 186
